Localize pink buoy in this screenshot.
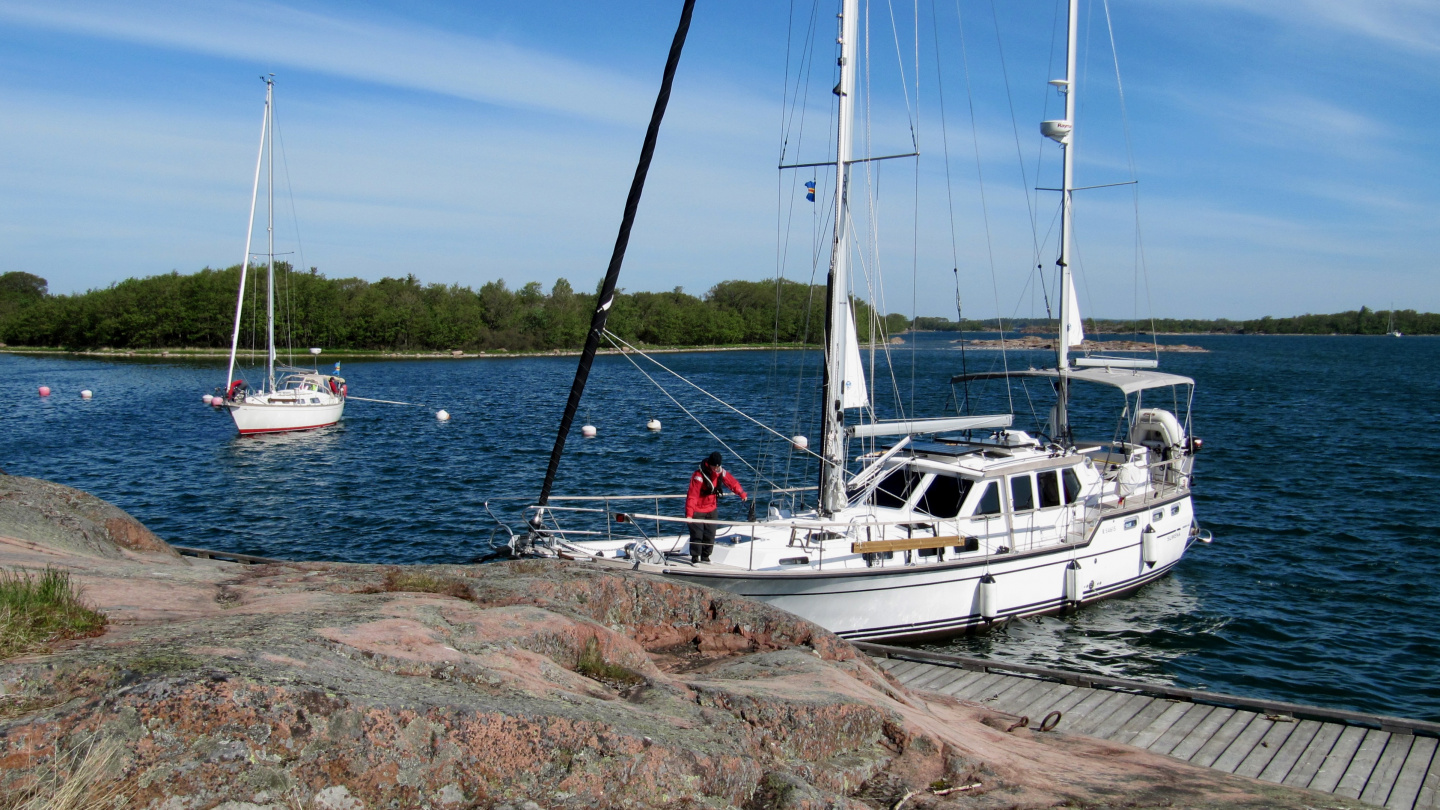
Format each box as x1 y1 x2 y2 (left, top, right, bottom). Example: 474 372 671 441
38 386 50 397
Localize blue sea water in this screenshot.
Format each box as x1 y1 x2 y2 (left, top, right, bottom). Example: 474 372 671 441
2 333 1437 721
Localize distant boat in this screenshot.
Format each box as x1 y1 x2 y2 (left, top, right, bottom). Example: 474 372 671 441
217 77 346 435
511 0 1209 642
1387 309 1402 338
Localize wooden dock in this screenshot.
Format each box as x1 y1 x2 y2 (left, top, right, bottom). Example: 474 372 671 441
857 643 1440 810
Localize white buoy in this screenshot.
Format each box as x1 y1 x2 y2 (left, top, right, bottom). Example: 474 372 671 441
1141 525 1158 567
436 409 451 421
80 389 92 400
581 424 597 438
646 418 661 431
38 386 50 397
203 394 214 405
791 435 808 451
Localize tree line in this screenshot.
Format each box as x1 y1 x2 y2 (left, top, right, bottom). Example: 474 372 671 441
913 308 1439 336
0 268 910 352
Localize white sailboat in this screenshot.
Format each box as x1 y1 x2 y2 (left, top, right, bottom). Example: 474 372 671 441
511 0 1209 642
219 76 346 435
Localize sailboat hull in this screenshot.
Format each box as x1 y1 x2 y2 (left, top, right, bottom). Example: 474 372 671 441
228 400 344 435
573 493 1195 643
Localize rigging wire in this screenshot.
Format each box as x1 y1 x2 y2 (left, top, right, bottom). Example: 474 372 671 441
953 0 1014 416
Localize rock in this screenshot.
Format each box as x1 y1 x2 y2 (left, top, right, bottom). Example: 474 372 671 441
0 479 1360 809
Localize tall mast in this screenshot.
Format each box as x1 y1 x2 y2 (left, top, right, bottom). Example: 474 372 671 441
264 75 276 393
818 0 859 515
1046 0 1079 440
225 78 270 393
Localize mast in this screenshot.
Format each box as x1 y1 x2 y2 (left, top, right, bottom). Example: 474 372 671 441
225 78 270 393
264 75 277 393
537 0 696 507
818 0 860 515
1049 0 1078 440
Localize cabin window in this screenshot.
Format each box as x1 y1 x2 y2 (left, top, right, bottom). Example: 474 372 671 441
972 482 1001 516
1010 475 1035 512
871 469 919 509
1170 504 1181 516
915 475 974 518
1124 518 1138 530
1038 471 1062 509
1062 468 1083 504
1152 510 1163 522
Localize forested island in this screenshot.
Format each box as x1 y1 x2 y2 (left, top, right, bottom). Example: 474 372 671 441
0 267 1433 353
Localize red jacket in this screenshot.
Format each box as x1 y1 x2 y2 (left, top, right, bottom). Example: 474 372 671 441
685 464 746 517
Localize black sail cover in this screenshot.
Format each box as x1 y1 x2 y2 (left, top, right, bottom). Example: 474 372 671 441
537 0 697 506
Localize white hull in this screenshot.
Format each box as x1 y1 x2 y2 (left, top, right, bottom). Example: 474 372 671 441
665 497 1193 641
228 398 344 434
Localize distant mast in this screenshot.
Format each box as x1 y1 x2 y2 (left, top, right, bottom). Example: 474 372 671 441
818 0 860 516
225 76 273 394
1041 0 1080 441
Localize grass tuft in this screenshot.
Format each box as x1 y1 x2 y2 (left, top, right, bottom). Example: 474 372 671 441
0 568 107 660
574 636 645 687
381 569 472 601
2 734 129 810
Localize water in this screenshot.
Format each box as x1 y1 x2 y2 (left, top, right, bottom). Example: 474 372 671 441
2 333 1438 721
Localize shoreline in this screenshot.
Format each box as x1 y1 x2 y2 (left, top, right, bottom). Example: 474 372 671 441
0 344 802 361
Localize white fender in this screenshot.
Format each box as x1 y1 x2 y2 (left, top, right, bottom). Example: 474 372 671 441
1063 560 1082 605
978 574 998 620
1141 524 1158 566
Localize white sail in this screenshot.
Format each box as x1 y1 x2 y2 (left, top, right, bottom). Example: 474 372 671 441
841 302 868 409
1065 272 1084 348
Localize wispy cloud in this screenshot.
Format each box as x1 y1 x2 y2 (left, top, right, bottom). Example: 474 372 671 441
0 0 654 125
1185 0 1440 57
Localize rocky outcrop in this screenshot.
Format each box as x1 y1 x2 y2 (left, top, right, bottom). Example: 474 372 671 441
0 475 1357 809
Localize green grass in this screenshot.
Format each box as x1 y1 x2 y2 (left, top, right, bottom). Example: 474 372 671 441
381 568 473 601
0 568 107 659
574 637 645 687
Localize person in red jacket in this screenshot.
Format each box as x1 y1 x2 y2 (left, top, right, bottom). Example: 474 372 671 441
685 451 746 563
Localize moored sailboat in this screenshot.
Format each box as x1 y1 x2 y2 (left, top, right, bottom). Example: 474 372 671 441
218 76 346 435
510 0 1209 642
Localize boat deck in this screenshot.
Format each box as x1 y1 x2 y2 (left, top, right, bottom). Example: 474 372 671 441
859 643 1440 809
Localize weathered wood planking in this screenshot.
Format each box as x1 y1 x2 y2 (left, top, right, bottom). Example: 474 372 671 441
873 655 1440 809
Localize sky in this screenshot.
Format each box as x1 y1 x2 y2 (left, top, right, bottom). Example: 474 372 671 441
0 0 1436 320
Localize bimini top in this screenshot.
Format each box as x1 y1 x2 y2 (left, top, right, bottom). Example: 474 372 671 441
950 366 1194 395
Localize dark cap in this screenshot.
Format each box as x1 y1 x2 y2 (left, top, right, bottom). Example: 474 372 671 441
706 451 723 468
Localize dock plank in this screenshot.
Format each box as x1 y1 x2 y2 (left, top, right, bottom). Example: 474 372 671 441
1257 719 1322 784
915 668 971 695
1310 726 1370 794
1127 701 1194 750
936 670 988 696
1059 688 1121 733
1110 698 1180 746
1148 704 1219 757
1041 686 1103 730
1334 729 1391 800
1360 734 1414 808
906 664 961 691
1210 714 1274 774
1165 706 1232 760
955 672 1013 702
1188 710 1259 768
1008 680 1077 711
884 661 927 682
980 675 1045 708
1283 723 1343 789
1089 694 1158 740
987 678 1055 714
1064 691 1133 736
1016 683 1080 719
1076 693 1151 738
1233 717 1299 779
1414 750 1440 809
1386 736 1436 810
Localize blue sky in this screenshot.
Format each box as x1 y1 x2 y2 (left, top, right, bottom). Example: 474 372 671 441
0 0 1435 319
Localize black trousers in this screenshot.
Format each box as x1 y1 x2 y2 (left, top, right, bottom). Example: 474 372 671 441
688 510 718 560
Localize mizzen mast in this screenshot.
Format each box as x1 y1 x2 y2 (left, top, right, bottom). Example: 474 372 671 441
1041 0 1080 441
818 0 860 515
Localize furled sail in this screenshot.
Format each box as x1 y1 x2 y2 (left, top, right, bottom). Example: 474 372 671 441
1065 273 1084 348
842 303 869 409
